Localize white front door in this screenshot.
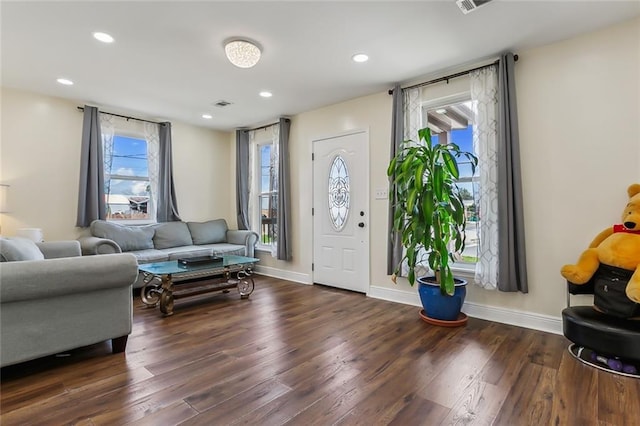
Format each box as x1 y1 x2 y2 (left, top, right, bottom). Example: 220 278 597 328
313 130 369 293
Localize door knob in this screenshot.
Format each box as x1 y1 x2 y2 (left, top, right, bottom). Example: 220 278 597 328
358 222 365 228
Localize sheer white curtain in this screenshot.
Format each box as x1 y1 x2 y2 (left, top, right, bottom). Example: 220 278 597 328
471 65 499 289
144 122 160 221
269 124 279 258
248 129 258 240
401 87 430 277
403 87 422 143
99 114 115 205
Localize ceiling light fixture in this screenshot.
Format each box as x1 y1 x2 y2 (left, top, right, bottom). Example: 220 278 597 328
352 53 369 63
57 78 74 86
259 91 272 98
224 39 262 68
202 114 213 119
93 32 114 43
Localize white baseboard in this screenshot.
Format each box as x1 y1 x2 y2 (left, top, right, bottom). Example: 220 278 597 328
461 301 563 335
251 273 563 335
254 265 312 285
367 285 422 307
368 285 563 335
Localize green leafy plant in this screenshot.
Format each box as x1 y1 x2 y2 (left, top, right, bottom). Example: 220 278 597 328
387 127 478 296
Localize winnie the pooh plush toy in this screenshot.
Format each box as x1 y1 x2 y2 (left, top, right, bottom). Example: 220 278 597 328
561 183 640 307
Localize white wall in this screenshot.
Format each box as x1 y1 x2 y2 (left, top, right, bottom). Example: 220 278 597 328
0 87 232 240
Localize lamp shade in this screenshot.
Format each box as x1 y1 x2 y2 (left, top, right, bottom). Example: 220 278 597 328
224 39 261 68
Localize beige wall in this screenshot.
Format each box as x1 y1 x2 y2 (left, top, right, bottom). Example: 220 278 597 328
1 89 82 239
0 87 232 240
253 91 393 285
256 17 640 320
466 16 639 317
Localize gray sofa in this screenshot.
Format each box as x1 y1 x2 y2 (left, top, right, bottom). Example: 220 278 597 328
78 219 259 288
0 238 138 367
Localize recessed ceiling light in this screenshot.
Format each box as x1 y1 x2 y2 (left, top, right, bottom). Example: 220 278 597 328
93 32 114 43
57 78 74 86
259 91 273 98
352 53 369 63
202 114 213 119
436 108 447 114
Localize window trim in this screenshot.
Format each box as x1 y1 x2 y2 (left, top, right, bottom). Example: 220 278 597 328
251 137 279 251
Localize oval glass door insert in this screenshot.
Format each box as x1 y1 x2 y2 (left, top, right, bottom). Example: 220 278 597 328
328 155 350 231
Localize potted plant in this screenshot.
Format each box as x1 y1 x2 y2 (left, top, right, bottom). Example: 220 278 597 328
387 127 478 324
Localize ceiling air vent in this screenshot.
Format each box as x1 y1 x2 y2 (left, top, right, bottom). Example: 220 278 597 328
213 100 232 108
456 0 493 14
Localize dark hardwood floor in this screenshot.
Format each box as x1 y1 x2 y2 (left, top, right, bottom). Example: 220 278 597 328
1 276 638 425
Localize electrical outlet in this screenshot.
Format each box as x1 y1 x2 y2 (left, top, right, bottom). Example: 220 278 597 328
375 189 388 200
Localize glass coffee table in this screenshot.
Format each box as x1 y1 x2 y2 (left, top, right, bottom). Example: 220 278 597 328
139 255 259 316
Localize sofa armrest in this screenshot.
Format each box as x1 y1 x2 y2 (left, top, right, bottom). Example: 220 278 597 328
36 241 81 259
226 230 259 258
0 253 138 303
78 236 122 255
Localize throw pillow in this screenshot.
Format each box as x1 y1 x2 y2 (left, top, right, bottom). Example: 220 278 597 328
187 219 228 245
90 220 155 252
153 222 193 249
0 237 45 262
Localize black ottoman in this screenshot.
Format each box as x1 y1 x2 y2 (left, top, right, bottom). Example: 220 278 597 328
562 306 640 362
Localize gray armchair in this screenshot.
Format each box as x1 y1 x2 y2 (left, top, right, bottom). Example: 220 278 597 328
0 239 138 367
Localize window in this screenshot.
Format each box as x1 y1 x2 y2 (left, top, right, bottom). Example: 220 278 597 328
104 135 152 222
258 143 277 246
423 96 479 270
249 128 279 252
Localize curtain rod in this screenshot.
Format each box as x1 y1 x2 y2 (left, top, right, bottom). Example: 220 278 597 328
388 54 518 95
242 118 290 133
77 106 163 125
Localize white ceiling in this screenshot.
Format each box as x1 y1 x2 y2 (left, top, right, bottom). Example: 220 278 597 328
2 1 639 131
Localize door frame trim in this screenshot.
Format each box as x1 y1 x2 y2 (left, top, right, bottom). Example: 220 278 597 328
311 128 370 294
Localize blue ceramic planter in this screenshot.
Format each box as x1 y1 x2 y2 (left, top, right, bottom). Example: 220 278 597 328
417 276 467 321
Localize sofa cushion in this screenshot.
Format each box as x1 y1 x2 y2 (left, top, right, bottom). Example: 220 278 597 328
187 219 229 245
90 220 154 252
0 237 45 262
153 222 193 249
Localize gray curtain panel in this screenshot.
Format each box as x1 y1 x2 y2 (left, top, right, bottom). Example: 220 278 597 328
235 129 250 230
277 118 292 261
387 85 404 275
157 122 181 222
76 105 106 227
497 52 528 293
